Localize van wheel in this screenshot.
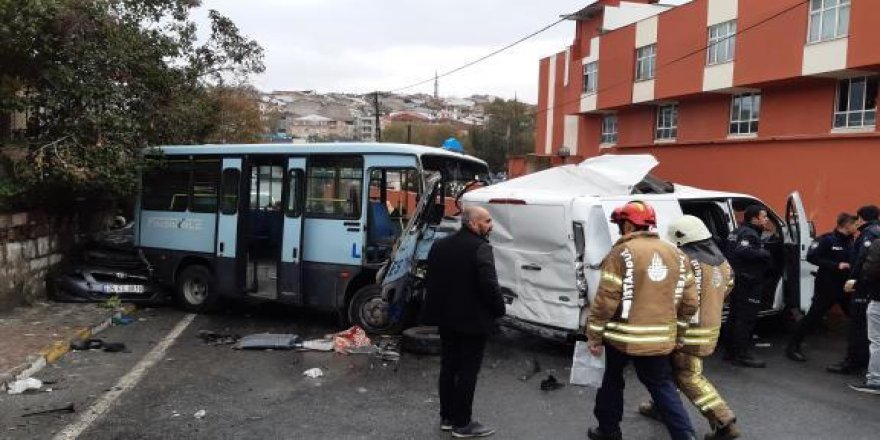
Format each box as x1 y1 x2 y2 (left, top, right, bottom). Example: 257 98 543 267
176 265 220 312
401 326 441 355
347 284 402 335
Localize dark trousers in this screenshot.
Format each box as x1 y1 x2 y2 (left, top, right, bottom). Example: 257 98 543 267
790 280 849 346
722 280 762 357
845 298 870 367
439 330 488 427
594 344 695 440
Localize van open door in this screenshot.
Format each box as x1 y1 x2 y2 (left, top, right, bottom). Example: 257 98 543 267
784 191 815 313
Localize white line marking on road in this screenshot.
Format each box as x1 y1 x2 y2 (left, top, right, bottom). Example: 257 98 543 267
52 313 197 440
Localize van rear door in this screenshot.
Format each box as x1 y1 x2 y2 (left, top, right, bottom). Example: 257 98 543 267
784 191 815 313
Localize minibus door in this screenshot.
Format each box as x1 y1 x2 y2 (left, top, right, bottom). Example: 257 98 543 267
279 157 306 304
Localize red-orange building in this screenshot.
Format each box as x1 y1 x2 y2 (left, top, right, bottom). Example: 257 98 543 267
522 0 880 230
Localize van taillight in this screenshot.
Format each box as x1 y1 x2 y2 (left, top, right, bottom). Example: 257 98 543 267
488 198 526 205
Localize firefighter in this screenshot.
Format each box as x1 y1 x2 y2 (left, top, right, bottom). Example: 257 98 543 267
638 215 740 440
586 201 699 440
722 205 773 368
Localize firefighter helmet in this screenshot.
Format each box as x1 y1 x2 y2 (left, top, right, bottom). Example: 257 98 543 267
667 215 712 246
611 201 657 227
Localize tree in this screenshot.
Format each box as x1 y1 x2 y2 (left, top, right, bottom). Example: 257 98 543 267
382 122 470 150
466 98 535 172
0 0 265 211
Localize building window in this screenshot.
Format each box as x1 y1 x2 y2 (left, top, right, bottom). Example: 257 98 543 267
730 93 761 135
808 0 850 43
601 115 618 145
707 20 736 65
656 104 678 140
635 44 656 81
834 77 878 129
583 62 598 94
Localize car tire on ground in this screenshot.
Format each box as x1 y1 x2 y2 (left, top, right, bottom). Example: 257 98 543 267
347 284 402 335
401 326 441 355
176 265 221 312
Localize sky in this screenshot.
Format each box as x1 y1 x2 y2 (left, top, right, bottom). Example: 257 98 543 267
192 0 594 103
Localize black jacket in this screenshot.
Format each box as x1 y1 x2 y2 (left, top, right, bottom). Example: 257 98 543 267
851 221 880 300
726 223 772 284
807 230 853 292
424 228 506 335
860 240 880 302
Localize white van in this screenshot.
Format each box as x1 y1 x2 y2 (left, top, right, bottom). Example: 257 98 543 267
380 155 814 341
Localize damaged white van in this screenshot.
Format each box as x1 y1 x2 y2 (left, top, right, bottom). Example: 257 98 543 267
380 154 814 341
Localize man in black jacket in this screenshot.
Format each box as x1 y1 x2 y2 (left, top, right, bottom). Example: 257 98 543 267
849 239 880 393
830 205 880 374
425 205 505 438
786 213 856 362
722 205 773 368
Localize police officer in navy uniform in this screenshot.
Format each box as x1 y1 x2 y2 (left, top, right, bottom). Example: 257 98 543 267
786 213 856 362
829 205 880 374
722 205 773 368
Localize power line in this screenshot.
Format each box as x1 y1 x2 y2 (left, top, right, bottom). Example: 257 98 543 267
525 0 810 119
385 16 569 94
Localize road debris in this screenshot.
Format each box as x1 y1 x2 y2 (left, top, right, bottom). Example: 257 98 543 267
194 410 207 419
7 378 43 395
197 330 240 346
302 368 324 378
539 375 565 391
235 333 301 350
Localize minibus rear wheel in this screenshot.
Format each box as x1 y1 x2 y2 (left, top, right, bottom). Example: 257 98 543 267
176 265 220 312
347 284 402 335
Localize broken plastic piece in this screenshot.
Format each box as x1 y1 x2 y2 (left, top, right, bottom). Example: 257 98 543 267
235 333 301 350
302 339 334 351
194 410 206 419
7 378 43 395
333 326 371 354
302 368 324 378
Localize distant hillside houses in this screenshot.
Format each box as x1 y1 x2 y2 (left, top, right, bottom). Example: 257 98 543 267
260 90 496 142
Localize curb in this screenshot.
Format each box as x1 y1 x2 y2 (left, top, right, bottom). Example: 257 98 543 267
0 304 137 393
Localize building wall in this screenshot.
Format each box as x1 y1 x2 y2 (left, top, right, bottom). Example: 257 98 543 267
655 0 706 99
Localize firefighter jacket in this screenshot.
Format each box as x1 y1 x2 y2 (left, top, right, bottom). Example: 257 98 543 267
587 231 699 356
677 239 735 357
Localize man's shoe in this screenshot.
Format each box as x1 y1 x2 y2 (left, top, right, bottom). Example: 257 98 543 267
826 361 864 375
587 426 623 440
440 419 454 431
848 382 880 395
452 421 495 438
637 401 660 421
704 421 741 440
731 353 766 368
785 345 806 362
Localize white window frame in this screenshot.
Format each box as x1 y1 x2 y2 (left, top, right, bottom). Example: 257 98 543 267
729 93 761 136
583 62 598 94
635 44 656 81
807 0 850 44
707 20 736 65
656 104 678 140
601 114 618 145
834 76 878 129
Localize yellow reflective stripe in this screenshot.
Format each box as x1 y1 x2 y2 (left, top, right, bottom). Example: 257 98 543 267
684 327 721 337
601 271 623 287
604 332 673 344
682 337 716 345
700 398 724 412
693 392 719 406
606 323 673 333
677 321 690 329
589 324 605 333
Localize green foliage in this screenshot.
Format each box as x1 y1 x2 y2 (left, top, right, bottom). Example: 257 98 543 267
0 0 265 212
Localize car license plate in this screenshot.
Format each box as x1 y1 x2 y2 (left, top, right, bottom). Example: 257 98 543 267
102 284 145 294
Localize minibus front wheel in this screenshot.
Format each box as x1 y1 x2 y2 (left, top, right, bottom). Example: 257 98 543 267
176 265 221 312
347 284 403 335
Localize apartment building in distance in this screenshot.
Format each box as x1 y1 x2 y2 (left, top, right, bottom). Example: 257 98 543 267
524 0 879 229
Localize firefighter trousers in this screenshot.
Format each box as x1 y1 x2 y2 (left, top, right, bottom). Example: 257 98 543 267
672 351 736 427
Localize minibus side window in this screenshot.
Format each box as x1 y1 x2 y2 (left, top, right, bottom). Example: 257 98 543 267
191 160 220 213
220 168 241 215
142 160 190 212
306 156 363 219
286 169 304 218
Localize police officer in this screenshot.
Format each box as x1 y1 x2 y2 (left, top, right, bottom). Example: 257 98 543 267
722 205 772 368
829 205 880 374
639 215 740 439
786 213 856 362
586 201 699 440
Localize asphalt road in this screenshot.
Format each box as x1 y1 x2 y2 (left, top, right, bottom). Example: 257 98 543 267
1 304 878 440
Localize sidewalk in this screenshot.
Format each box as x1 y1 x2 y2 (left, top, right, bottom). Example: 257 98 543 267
0 301 134 391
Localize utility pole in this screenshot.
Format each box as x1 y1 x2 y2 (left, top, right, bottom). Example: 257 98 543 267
406 124 412 144
372 91 382 142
